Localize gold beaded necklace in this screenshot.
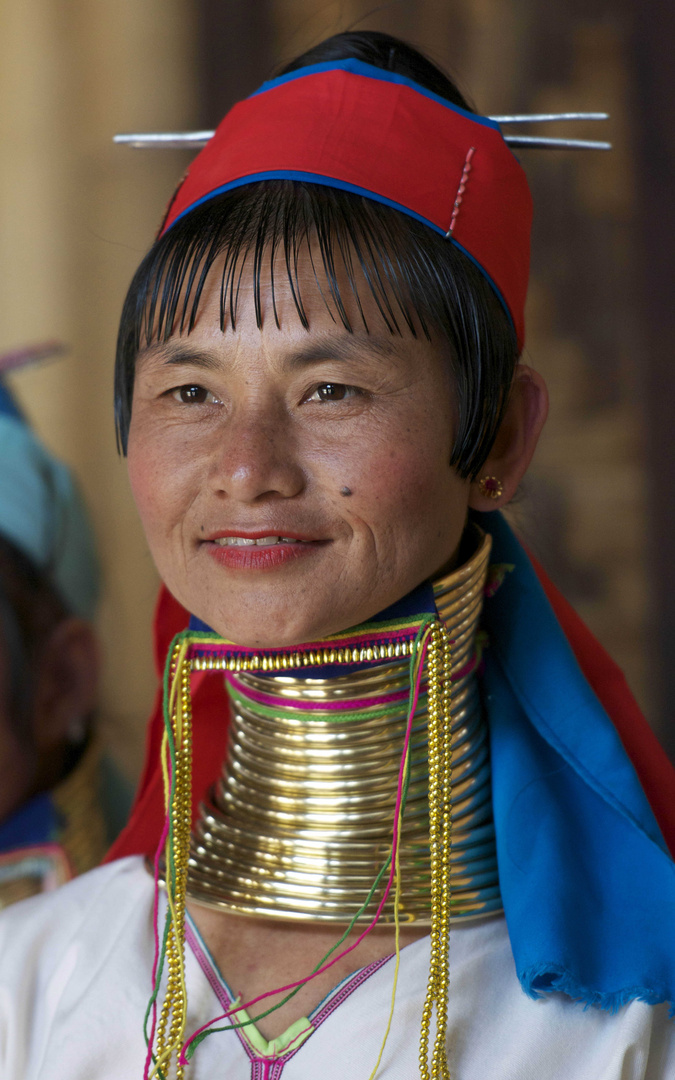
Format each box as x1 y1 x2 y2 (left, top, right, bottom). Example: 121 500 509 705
147 526 496 1080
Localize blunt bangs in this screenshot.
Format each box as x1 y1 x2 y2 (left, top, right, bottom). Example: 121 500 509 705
115 179 517 478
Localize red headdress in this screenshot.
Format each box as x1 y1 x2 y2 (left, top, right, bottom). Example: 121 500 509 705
160 59 532 350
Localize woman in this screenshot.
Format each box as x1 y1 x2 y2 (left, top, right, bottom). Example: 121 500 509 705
0 373 103 905
1 30 674 1080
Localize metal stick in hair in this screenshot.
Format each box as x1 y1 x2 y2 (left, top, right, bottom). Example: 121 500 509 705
115 113 611 152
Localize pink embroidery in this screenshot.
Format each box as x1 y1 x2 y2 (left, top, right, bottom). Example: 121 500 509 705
252 1060 283 1080
186 922 229 1009
446 145 476 237
187 919 394 1077
226 672 412 712
309 954 392 1029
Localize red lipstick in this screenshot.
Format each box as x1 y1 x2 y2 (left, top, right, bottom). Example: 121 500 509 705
204 530 326 571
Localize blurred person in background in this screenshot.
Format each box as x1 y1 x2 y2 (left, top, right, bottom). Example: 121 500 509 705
0 370 104 907
1 30 674 1080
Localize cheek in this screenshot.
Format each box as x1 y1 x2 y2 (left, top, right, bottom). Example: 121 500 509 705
348 412 452 505
126 432 161 532
127 422 193 540
329 400 466 563
336 434 455 538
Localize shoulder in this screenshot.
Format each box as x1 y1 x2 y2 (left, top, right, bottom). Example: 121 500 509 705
0 855 151 963
0 855 154 996
0 857 153 1079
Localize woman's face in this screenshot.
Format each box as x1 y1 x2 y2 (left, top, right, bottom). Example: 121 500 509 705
127 253 472 647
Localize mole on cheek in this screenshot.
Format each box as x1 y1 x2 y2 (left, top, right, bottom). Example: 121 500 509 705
340 487 353 497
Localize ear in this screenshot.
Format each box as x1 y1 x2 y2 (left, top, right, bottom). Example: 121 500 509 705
31 618 100 752
468 364 549 511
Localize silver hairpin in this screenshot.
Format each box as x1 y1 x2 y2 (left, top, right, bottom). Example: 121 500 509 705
502 136 611 150
113 112 611 152
114 131 215 149
490 112 609 123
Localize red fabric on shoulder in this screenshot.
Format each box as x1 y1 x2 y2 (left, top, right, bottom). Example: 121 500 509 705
104 586 231 862
529 554 675 857
107 566 675 862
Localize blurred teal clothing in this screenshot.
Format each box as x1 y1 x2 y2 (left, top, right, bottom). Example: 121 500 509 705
0 379 98 618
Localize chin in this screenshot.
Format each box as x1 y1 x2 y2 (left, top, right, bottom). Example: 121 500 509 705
202 604 359 649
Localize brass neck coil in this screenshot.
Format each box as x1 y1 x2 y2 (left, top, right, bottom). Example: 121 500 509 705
187 526 501 926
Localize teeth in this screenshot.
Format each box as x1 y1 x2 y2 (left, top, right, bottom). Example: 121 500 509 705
214 536 302 546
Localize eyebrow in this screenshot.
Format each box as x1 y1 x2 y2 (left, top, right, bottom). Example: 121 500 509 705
140 332 403 372
283 333 401 369
142 344 223 370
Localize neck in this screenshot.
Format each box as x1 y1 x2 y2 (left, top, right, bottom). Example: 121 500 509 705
186 524 501 926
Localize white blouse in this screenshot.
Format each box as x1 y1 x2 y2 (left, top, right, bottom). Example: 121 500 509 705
0 857 672 1080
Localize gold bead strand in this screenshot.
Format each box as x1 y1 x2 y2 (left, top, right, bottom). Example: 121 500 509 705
419 622 452 1080
169 655 193 1077
418 624 441 1078
418 624 433 1074
154 647 194 1080
419 623 439 1079
153 642 182 1076
434 623 453 1080
153 920 173 1071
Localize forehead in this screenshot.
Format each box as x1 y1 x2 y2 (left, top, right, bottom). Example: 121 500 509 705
141 202 442 344
139 243 448 369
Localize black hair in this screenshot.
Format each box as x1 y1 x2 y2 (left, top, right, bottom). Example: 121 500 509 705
115 31 518 479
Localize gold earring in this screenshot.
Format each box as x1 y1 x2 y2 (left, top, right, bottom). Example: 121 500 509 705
478 476 503 500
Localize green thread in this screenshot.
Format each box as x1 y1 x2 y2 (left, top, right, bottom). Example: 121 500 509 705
228 688 430 726
183 616 433 1057
147 616 435 1067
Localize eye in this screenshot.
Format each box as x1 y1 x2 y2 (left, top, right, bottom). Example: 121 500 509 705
171 384 220 405
305 383 356 403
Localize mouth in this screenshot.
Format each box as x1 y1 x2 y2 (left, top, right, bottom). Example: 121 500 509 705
204 530 327 570
213 535 310 548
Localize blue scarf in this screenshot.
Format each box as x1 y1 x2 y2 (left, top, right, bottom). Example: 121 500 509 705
480 511 674 1011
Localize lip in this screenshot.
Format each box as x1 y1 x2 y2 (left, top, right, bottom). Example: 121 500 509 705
202 529 329 571
204 529 320 543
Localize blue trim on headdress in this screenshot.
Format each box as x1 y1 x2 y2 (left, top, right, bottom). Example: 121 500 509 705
167 170 447 233
249 58 501 135
0 390 99 618
165 171 515 341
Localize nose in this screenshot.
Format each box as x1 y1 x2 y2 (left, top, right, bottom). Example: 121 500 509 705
210 399 305 503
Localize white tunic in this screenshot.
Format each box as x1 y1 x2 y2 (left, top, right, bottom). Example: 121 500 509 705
0 857 672 1080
